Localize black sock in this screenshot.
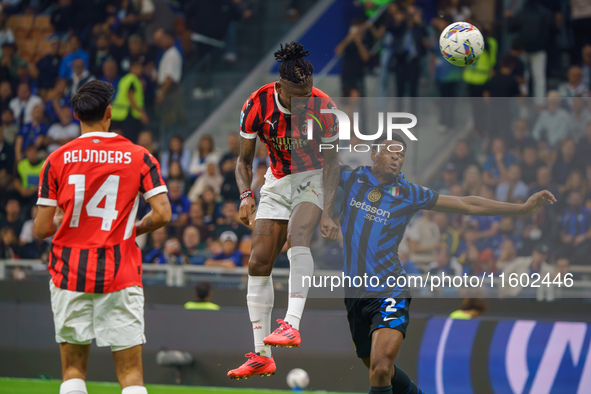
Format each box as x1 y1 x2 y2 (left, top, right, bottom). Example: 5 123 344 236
391 366 423 394
369 385 392 394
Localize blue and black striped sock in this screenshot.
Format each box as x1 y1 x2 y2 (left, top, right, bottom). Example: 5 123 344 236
369 385 392 394
391 366 423 394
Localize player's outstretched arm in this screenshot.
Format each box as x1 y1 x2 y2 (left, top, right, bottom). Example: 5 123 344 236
236 136 257 226
135 193 172 235
431 190 557 216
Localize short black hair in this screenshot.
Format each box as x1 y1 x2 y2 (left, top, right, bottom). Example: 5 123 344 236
71 80 114 123
195 282 211 301
274 41 313 84
373 133 407 150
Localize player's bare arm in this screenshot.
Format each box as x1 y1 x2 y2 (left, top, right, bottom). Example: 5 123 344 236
431 190 557 216
135 193 172 235
236 136 256 226
320 142 340 241
34 205 59 239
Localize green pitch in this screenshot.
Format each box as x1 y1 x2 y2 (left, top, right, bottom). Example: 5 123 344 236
0 378 361 394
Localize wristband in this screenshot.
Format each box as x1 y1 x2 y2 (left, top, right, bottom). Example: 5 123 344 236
240 190 254 200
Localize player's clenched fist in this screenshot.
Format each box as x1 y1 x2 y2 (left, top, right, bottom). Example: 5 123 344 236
320 214 339 241
239 196 256 226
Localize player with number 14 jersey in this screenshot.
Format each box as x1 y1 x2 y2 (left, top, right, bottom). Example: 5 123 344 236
39 132 167 293
35 80 171 394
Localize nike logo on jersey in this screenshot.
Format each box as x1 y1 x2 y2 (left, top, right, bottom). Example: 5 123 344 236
265 120 277 129
383 317 399 321
357 178 364 183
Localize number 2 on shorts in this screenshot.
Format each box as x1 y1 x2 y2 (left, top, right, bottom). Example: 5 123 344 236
384 298 398 313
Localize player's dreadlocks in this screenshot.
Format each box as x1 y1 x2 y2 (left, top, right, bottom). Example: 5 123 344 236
274 41 314 84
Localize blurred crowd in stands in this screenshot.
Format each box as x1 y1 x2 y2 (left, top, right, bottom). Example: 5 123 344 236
0 0 265 272
340 0 591 103
2 0 591 295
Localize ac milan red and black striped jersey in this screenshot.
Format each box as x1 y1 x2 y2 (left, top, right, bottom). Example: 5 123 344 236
37 131 168 293
239 82 338 178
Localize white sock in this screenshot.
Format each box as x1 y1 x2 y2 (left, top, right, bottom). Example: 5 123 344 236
284 247 314 331
60 379 87 394
247 275 274 358
122 386 148 394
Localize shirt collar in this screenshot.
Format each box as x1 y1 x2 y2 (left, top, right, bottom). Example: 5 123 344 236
79 131 118 139
274 83 290 115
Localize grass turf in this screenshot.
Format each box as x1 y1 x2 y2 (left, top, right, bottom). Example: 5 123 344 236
0 378 359 394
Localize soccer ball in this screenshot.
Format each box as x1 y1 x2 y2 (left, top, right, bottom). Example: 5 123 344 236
439 22 484 66
286 368 309 390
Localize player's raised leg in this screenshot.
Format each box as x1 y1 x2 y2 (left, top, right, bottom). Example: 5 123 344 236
60 343 90 394
232 40 339 376
113 345 147 394
227 219 288 379
264 201 321 348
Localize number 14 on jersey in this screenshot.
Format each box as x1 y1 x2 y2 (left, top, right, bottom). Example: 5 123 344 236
68 174 120 231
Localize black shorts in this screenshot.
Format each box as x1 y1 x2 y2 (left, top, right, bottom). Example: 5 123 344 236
344 296 411 359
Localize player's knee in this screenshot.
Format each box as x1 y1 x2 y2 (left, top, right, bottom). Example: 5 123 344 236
288 227 312 247
248 257 273 276
369 360 393 381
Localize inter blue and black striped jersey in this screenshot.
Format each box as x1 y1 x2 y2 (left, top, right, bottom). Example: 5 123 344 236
339 166 439 296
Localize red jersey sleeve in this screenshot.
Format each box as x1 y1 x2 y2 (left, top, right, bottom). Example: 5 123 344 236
320 97 339 144
140 152 168 199
37 157 59 206
239 95 261 140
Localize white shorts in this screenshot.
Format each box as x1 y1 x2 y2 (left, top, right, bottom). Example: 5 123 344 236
256 168 324 221
50 281 146 352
